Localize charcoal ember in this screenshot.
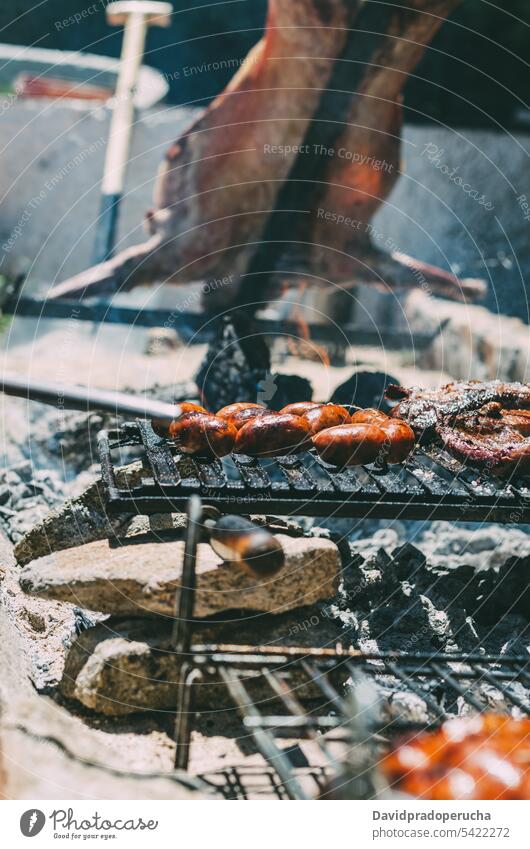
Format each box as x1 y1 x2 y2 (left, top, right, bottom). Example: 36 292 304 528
52 412 114 472
391 543 426 581
9 483 32 505
195 315 270 410
366 590 451 650
424 564 481 614
9 461 33 483
473 555 530 624
264 374 314 411
331 370 399 413
340 552 365 593
342 547 401 608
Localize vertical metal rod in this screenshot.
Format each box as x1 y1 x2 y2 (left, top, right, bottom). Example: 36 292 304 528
173 494 202 652
173 495 202 769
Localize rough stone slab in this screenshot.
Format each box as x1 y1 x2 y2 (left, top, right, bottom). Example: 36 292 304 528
20 534 340 618
60 612 346 716
13 479 128 567
12 461 196 568
0 554 210 799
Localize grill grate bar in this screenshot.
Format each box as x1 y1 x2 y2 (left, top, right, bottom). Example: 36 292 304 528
261 668 337 764
231 454 273 490
136 420 181 487
475 665 530 715
218 665 308 801
301 660 350 715
275 455 318 493
383 660 449 723
429 663 486 713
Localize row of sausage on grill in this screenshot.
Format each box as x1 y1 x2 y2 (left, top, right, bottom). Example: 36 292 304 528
155 401 415 466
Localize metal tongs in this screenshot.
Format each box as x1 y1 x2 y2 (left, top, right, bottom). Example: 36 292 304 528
1 372 181 424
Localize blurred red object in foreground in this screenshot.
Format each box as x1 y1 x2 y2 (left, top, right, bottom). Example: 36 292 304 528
381 714 530 800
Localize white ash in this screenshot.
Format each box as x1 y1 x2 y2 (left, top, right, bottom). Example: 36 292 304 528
0 462 65 544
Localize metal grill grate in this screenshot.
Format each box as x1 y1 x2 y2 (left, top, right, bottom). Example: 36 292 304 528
163 497 530 800
177 644 530 800
98 421 530 523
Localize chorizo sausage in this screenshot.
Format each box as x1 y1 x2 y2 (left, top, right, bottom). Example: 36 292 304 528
235 413 310 456
216 402 267 431
152 401 207 436
350 408 389 425
280 401 321 416
378 418 415 463
302 403 351 434
311 423 388 466
168 412 236 457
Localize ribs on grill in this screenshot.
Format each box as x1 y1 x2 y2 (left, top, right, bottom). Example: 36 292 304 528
387 380 530 476
48 0 485 309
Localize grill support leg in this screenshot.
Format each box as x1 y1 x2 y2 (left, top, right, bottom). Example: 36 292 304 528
174 664 202 770
173 495 202 769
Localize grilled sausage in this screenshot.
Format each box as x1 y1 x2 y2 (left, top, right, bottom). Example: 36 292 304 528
350 408 389 425
302 403 351 434
152 401 207 436
280 401 321 416
216 402 267 430
311 423 388 466
378 418 415 463
168 412 236 457
235 413 310 456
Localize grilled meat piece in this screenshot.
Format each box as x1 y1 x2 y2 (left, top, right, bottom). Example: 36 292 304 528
387 381 530 476
379 418 415 464
381 714 530 800
387 381 530 436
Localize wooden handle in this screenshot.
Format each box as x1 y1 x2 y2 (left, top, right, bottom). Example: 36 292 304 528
207 516 285 577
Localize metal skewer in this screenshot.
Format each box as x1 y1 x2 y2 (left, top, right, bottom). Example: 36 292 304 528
1 372 181 424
